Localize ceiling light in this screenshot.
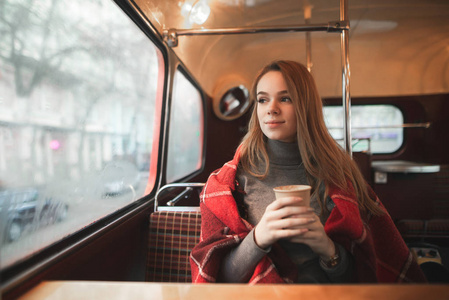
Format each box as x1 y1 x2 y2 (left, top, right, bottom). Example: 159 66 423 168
181 0 211 25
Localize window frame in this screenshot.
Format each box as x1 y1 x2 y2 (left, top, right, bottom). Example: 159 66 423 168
0 0 169 293
163 65 207 185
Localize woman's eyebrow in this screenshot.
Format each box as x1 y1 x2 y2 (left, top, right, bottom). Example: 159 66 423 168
257 90 289 96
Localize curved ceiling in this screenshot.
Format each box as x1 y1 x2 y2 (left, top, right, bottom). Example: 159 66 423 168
134 0 449 98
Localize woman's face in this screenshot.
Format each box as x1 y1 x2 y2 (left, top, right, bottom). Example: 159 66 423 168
256 71 297 143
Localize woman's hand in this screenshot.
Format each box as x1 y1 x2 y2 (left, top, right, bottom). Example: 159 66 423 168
254 196 336 260
288 211 336 260
253 196 316 249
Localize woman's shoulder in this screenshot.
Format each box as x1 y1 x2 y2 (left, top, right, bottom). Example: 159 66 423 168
205 150 242 188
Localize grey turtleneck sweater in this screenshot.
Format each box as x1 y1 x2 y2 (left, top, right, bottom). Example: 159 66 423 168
218 139 353 283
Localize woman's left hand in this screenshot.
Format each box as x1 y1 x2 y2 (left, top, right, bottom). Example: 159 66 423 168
288 213 336 260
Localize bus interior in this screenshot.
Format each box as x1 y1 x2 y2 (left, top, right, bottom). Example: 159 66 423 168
1 0 449 298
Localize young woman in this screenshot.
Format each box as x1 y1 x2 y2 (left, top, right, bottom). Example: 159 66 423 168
190 60 426 284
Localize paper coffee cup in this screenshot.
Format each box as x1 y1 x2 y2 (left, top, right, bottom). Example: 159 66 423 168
273 185 311 206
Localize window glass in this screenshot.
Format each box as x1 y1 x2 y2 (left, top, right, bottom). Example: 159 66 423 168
166 70 204 182
0 0 162 268
323 105 404 153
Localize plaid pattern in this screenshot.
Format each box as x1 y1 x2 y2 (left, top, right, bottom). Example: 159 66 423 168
397 220 425 237
191 146 426 283
146 211 201 282
427 219 449 235
397 219 449 239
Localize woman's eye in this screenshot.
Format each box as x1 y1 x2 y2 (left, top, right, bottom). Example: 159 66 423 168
281 97 291 102
257 98 267 103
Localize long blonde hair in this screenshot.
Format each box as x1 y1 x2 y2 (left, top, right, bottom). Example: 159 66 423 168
240 60 383 216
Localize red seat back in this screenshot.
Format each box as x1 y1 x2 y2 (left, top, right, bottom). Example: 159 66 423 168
146 211 201 282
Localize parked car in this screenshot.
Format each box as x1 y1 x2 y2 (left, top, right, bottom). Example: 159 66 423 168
0 188 68 243
100 160 141 197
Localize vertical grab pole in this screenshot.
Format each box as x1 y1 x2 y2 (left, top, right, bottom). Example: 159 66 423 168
340 0 352 156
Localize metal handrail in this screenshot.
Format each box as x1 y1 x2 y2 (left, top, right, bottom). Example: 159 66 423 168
336 137 371 153
340 0 351 156
327 122 431 130
162 0 352 155
154 183 205 212
163 21 348 46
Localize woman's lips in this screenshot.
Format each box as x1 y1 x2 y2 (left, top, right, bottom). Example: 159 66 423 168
265 120 284 128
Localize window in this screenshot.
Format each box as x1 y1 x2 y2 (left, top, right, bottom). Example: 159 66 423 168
166 69 204 182
0 0 162 268
323 105 404 153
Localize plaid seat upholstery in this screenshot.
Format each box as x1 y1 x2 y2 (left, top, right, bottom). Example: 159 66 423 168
397 219 449 239
427 219 449 237
397 219 425 237
146 211 201 282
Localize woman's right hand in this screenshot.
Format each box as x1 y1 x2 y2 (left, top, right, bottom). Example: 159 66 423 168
253 196 316 249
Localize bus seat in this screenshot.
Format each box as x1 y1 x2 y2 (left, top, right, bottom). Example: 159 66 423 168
397 219 449 240
396 219 425 238
392 166 449 243
146 183 204 282
146 210 201 282
427 219 449 240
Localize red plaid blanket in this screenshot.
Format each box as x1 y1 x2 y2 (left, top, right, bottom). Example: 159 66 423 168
190 148 426 284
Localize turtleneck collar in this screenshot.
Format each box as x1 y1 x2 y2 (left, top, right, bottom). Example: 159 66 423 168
266 139 302 166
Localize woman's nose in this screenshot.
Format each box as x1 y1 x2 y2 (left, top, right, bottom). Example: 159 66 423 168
267 101 279 115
